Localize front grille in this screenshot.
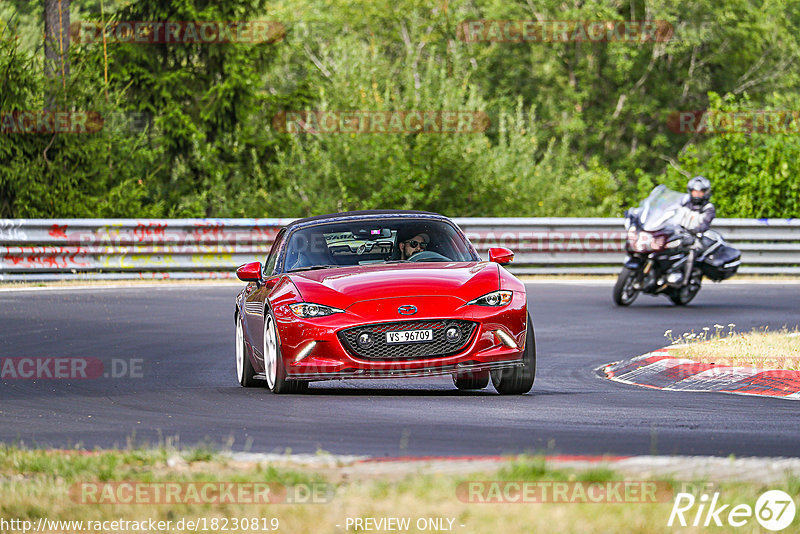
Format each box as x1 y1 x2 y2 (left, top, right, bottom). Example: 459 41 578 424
338 320 477 360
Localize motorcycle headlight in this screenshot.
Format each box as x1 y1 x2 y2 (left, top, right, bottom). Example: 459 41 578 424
467 290 513 307
288 303 344 318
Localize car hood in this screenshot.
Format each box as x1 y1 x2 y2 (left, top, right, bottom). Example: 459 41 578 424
288 262 499 308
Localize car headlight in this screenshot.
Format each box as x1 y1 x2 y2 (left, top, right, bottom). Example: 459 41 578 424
288 303 344 318
467 290 513 306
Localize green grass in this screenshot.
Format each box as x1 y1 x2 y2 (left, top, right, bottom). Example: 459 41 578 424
1 446 798 533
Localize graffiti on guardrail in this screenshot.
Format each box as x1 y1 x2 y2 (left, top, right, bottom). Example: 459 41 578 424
49 224 68 238
757 218 797 225
3 246 91 269
190 254 235 267
2 246 254 270
33 221 282 246
100 254 179 269
132 222 168 242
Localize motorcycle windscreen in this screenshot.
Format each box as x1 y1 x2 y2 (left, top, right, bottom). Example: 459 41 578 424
638 185 685 231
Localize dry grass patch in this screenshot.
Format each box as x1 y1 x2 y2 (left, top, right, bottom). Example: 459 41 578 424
2 447 800 533
665 325 800 370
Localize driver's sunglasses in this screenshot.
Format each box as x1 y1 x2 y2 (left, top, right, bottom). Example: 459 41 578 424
404 239 428 249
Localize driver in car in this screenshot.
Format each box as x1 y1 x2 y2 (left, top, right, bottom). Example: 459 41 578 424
399 232 430 260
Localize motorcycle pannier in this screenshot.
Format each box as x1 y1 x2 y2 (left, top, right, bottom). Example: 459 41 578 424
700 244 741 281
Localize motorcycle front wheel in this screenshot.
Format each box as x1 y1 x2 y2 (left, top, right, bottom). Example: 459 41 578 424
669 272 702 306
613 267 640 306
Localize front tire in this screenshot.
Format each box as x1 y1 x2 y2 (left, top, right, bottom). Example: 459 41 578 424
236 313 258 387
263 310 308 394
491 315 536 395
669 272 702 306
453 370 490 390
613 267 640 306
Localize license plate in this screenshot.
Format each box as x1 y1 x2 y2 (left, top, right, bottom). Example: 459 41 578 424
385 329 433 344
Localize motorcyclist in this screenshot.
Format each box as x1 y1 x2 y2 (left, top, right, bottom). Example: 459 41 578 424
678 175 716 284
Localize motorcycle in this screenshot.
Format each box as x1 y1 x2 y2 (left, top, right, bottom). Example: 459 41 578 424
613 185 741 306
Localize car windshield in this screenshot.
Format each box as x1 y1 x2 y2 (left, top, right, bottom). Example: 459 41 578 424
638 185 685 231
280 218 478 272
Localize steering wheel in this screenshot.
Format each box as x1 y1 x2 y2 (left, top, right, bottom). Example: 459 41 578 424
407 251 450 262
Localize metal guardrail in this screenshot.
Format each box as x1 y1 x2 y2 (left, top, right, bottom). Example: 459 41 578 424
1 217 798 280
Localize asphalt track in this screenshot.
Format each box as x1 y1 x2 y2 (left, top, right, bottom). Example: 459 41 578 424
1 281 799 457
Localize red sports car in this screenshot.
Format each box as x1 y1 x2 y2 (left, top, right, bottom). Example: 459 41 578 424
234 210 535 394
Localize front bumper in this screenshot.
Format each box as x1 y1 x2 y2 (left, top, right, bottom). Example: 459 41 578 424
272 293 528 381
283 359 524 381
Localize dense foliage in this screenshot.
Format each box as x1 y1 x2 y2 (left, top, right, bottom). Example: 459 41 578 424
1 0 799 218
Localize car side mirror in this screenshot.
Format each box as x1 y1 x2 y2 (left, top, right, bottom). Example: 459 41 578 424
488 247 514 265
236 262 262 282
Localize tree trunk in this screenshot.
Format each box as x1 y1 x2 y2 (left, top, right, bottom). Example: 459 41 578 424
44 0 70 80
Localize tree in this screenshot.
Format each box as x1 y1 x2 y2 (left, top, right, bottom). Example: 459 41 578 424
44 0 70 81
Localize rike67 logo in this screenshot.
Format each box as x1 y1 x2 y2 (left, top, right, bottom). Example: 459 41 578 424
668 489 796 531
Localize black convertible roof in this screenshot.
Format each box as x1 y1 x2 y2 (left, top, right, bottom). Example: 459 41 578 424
283 209 446 229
